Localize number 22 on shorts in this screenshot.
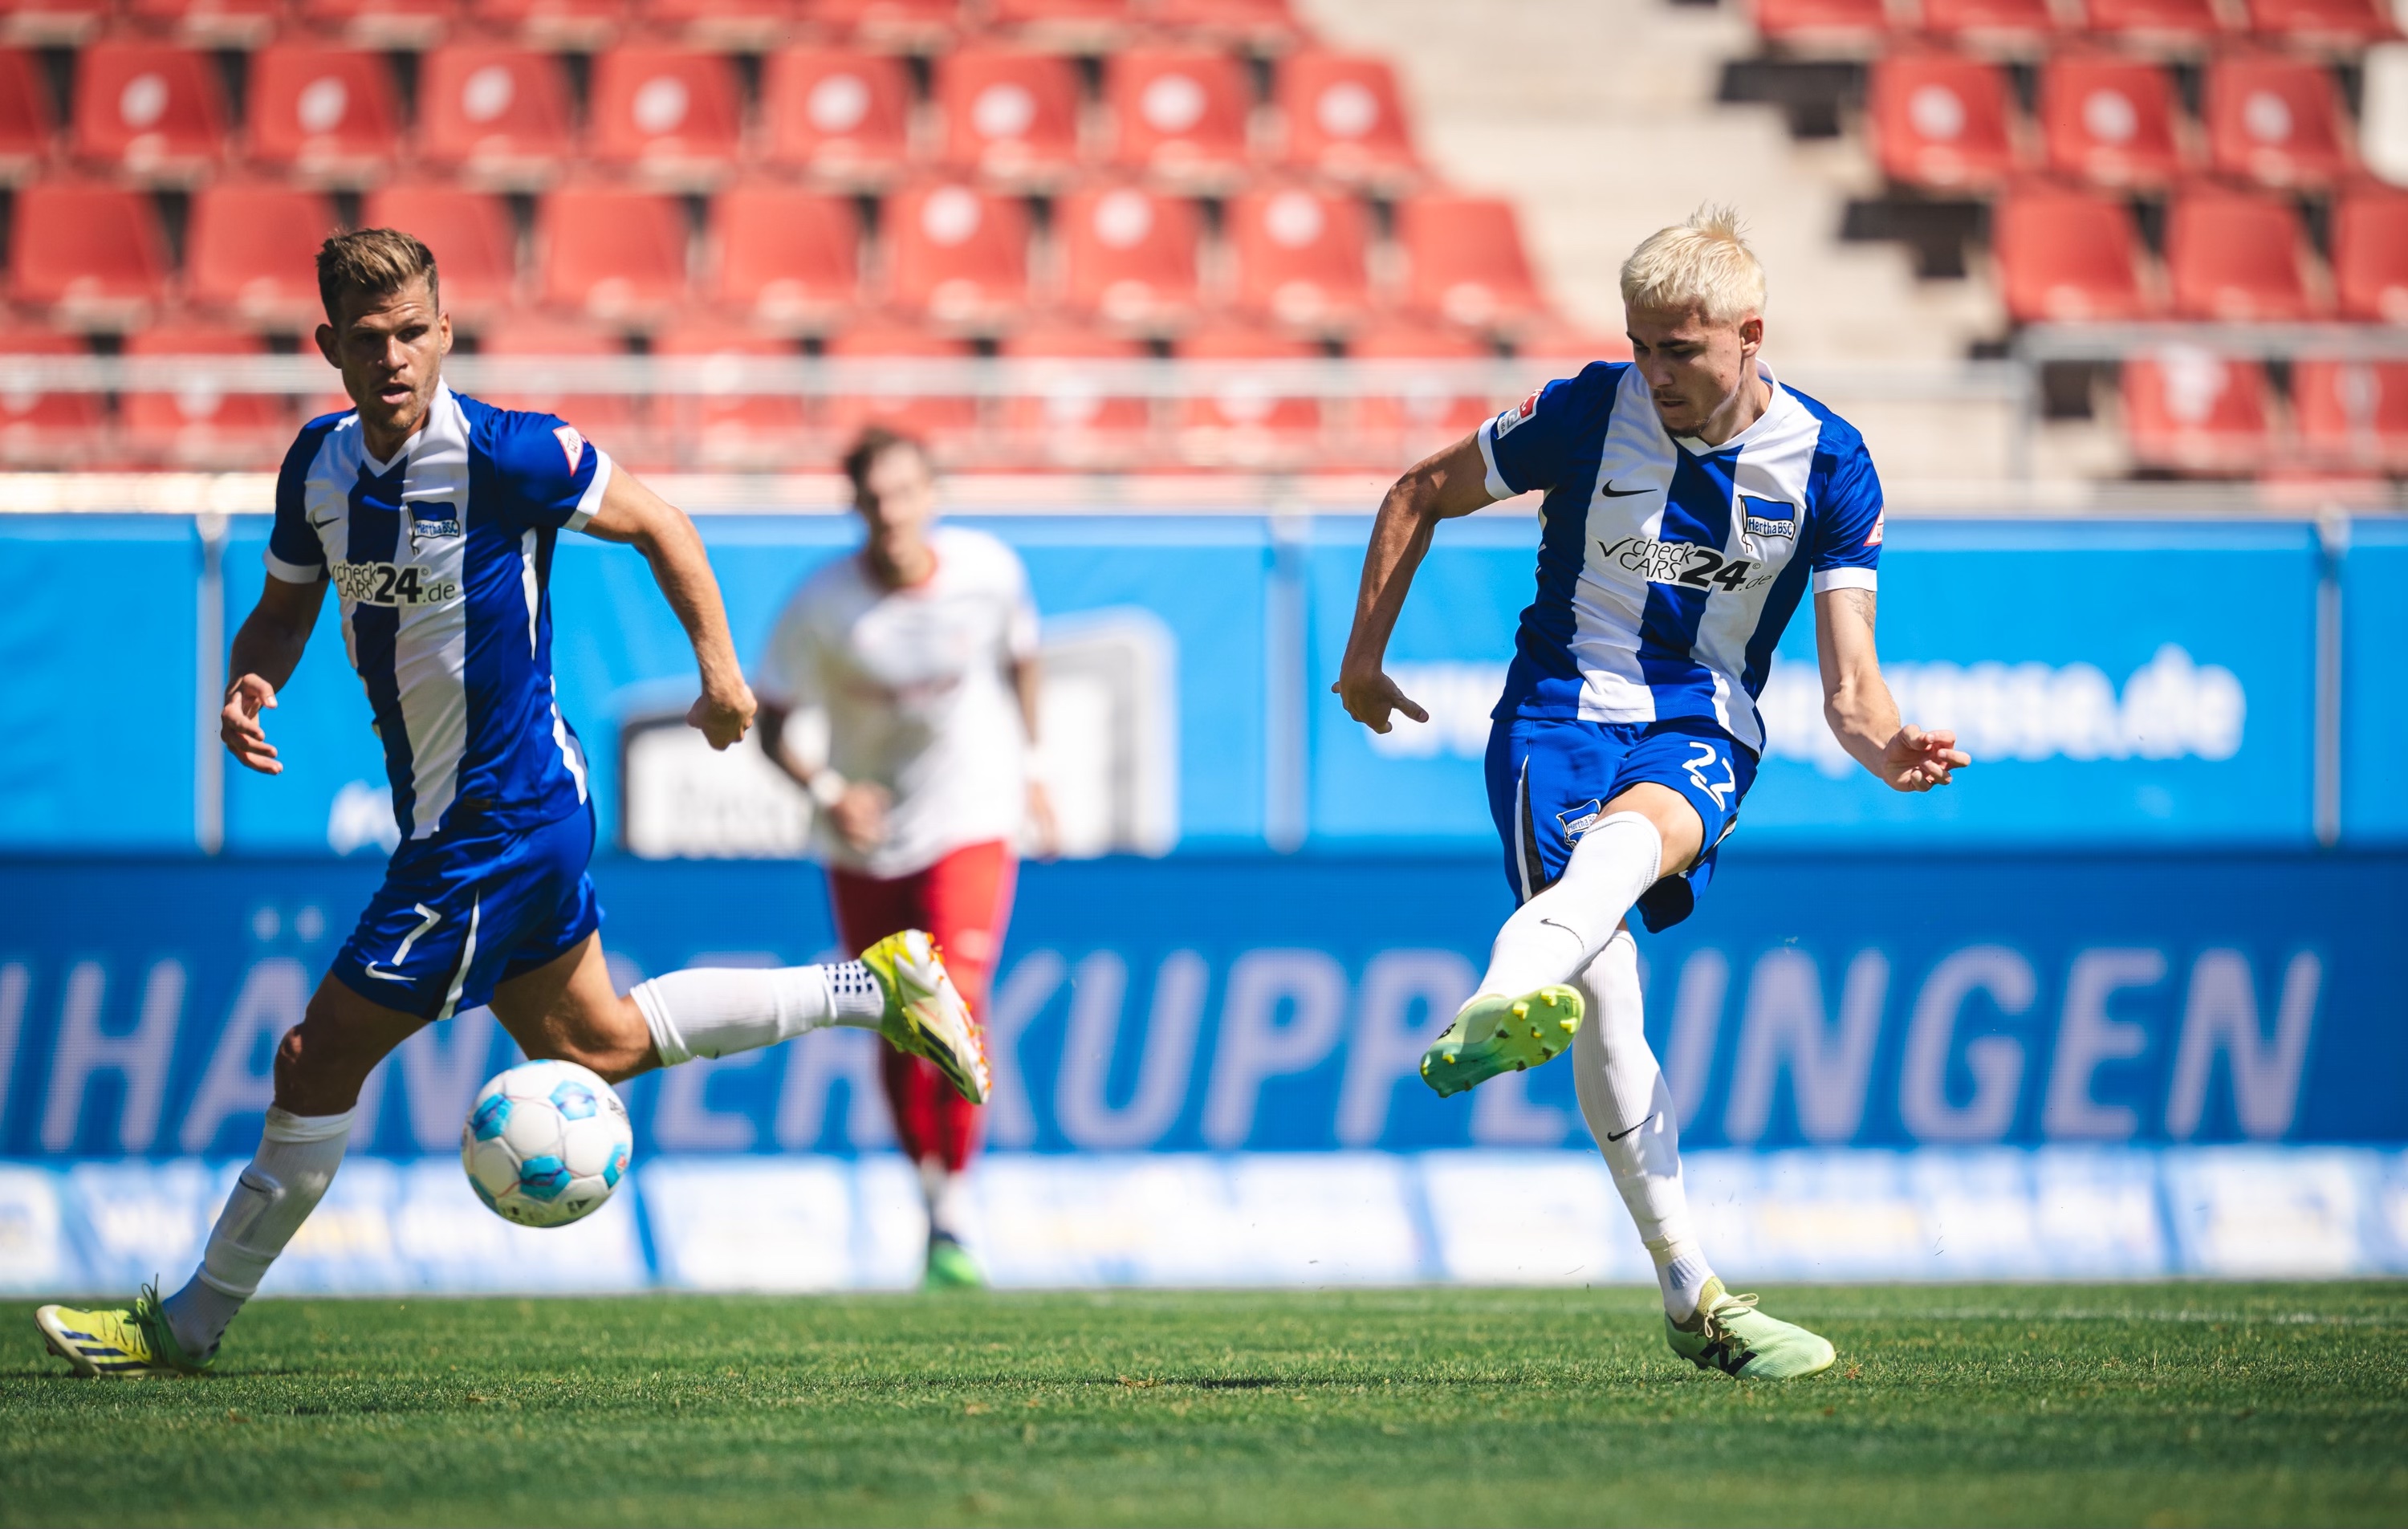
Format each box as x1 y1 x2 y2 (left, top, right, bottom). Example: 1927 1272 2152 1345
1684 741 1736 809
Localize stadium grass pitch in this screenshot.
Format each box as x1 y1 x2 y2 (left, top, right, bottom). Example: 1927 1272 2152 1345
4 1283 2403 1527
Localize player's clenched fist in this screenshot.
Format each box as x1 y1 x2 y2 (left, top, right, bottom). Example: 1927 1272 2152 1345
1332 669 1430 735
687 680 758 751
220 673 283 775
1881 723 1970 793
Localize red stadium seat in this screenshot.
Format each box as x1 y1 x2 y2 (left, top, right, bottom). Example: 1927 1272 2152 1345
248 46 401 181
2165 183 2322 319
1278 51 1416 184
821 326 978 449
1106 48 1251 185
761 48 911 181
1869 53 2020 189
0 49 53 182
1921 0 2060 44
2332 187 2408 322
2 0 115 47
1751 0 1891 43
467 0 626 47
2293 360 2408 470
1173 324 1320 467
72 42 225 179
0 329 104 466
1348 323 1495 459
649 321 806 470
9 182 169 326
2121 349 2272 474
1149 0 1298 43
588 47 743 182
1226 183 1370 328
539 187 692 321
986 0 1131 45
1993 184 2156 322
1394 193 1544 331
883 181 1029 326
293 0 452 48
1514 327 1634 372
799 0 962 46
122 0 284 47
120 324 289 470
186 185 341 325
474 319 642 450
937 47 1082 181
360 182 521 318
995 327 1149 468
1056 182 1201 328
2040 55 2184 188
2204 54 2353 187
634 0 798 47
420 47 577 183
2241 0 2394 43
710 184 860 328
2081 0 2228 39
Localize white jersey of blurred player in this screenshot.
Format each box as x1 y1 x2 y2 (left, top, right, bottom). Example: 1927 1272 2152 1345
1336 209 1969 1381
756 431 1050 1291
761 523 1039 880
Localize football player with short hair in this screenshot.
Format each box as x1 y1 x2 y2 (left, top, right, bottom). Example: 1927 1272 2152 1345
1334 207 1970 1380
35 229 991 1377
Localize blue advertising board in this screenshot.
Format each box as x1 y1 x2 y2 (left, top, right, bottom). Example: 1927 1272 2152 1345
1 850 2398 1162
0 510 2399 853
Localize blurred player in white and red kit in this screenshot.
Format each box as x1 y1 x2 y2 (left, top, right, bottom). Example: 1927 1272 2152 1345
757 426 1054 1289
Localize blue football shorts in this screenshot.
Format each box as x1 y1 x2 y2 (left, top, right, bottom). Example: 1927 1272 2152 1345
331 802 603 1020
1484 714 1759 932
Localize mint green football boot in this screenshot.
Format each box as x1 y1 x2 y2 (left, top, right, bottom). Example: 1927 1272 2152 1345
1665 1278 1837 1380
1418 986 1584 1098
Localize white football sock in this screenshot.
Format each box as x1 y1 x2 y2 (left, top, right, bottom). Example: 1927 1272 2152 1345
917 1156 969 1243
1569 928 1716 1322
163 1106 352 1359
631 961 884 1067
1477 811 1662 998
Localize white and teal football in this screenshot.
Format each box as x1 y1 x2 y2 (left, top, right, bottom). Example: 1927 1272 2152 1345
460 1059 633 1228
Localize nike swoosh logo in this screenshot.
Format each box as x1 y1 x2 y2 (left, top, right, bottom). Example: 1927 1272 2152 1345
1599 482 1649 497
1605 1112 1659 1142
308 515 337 529
361 963 411 984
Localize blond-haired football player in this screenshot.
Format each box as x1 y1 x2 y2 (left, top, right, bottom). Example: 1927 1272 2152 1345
1336 208 1969 1379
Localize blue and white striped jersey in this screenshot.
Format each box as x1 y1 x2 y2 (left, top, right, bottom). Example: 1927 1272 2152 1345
264 384 611 840
1477 360 1884 754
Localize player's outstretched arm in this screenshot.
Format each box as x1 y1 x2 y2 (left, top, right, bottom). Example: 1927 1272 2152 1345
580 468 756 750
1814 586 1971 792
1333 432 1496 734
221 572 327 775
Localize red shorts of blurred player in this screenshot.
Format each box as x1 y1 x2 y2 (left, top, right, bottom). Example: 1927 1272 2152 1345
827 839 1017 1173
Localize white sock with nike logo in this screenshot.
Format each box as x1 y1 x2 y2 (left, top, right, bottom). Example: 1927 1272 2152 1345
1571 929 1714 1321
1475 811 1661 999
630 961 885 1067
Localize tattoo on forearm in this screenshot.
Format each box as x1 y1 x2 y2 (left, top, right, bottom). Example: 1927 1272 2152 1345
1838 588 1877 629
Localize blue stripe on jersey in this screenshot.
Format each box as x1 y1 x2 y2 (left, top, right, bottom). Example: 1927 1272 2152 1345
1497 382 1613 719
345 458 418 836
1636 445 1738 719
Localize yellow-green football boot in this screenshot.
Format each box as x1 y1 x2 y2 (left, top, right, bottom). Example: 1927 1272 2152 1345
922 1233 985 1291
1418 986 1584 1098
860 929 991 1105
35 1283 211 1378
1665 1278 1836 1380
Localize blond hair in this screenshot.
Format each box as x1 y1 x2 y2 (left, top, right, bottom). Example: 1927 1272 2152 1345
316 227 440 324
1619 205 1766 323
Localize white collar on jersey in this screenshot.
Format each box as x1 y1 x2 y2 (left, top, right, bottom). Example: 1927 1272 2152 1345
357 381 458 478
1669 360 1796 456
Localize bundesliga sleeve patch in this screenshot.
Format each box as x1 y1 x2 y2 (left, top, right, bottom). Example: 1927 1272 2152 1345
554 424 587 473
1865 510 1885 547
1493 390 1540 439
